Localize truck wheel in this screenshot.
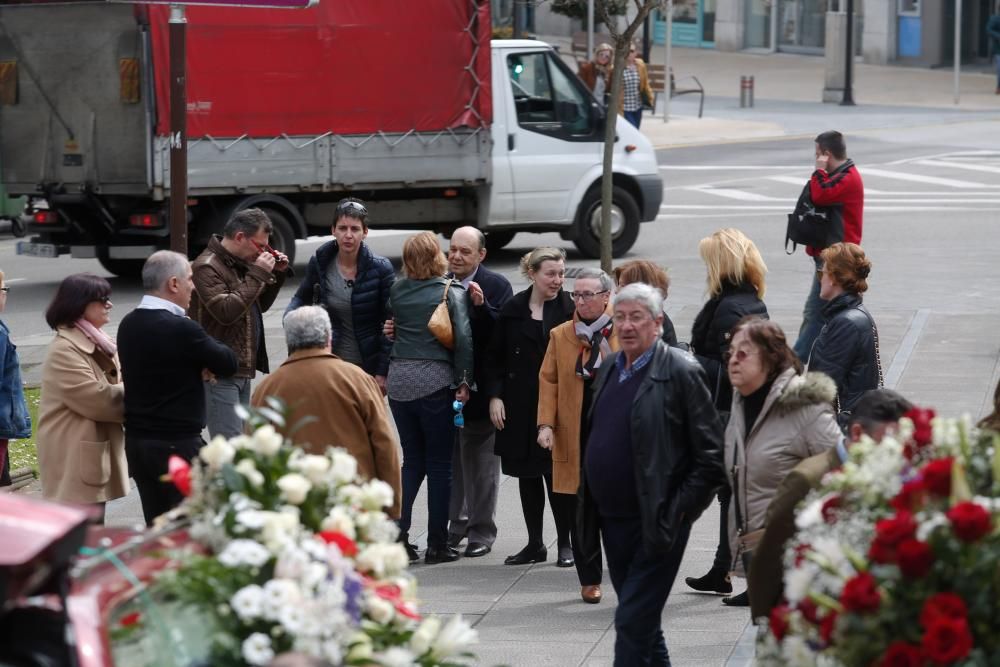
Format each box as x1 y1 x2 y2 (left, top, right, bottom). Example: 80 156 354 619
97 252 144 279
263 208 297 266
572 186 640 259
485 230 516 252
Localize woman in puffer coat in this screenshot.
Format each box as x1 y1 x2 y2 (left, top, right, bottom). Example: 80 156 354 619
723 317 841 607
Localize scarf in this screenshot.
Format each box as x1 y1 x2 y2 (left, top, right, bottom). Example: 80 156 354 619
74 318 117 357
574 313 613 379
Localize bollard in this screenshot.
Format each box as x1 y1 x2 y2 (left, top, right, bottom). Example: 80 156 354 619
740 75 755 108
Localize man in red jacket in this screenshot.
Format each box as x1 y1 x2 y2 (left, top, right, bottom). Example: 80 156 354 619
793 131 864 361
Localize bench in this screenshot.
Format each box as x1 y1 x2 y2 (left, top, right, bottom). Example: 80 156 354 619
646 64 704 118
570 30 614 65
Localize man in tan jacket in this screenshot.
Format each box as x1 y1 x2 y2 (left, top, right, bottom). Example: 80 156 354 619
251 306 401 518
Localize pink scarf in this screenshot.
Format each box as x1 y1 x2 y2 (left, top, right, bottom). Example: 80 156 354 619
74 319 117 357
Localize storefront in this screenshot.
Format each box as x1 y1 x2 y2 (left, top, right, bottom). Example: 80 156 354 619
743 0 832 51
652 0 717 48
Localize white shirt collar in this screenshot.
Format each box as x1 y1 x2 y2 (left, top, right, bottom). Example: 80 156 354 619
136 294 187 318
457 265 480 289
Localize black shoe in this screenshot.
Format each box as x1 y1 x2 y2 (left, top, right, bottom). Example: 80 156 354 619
504 544 547 565
464 542 491 558
685 568 733 594
448 533 465 548
402 542 420 563
556 545 574 568
722 591 749 607
425 545 461 564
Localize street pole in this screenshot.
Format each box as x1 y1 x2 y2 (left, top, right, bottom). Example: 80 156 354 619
953 0 962 105
169 4 188 254
663 0 672 122
587 0 594 58
513 0 522 38
841 0 855 105
642 12 650 62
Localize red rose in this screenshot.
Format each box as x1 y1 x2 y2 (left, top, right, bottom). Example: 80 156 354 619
793 543 811 567
905 407 936 446
891 479 927 513
119 611 142 628
318 530 359 556
840 572 881 613
769 604 791 641
819 611 838 645
946 501 993 543
921 458 953 497
798 597 821 625
921 616 973 663
896 539 934 578
869 511 918 563
821 494 842 524
920 592 968 628
880 641 923 667
165 455 192 497
868 538 896 565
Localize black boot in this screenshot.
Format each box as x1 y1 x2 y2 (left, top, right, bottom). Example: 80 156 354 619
684 568 733 594
722 591 749 607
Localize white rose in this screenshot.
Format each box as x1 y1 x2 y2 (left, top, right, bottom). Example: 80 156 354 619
329 449 358 484
277 473 312 505
409 617 441 656
320 506 357 540
346 632 374 661
359 479 396 512
321 639 344 664
336 484 364 508
241 632 274 666
252 424 284 457
431 614 478 659
229 434 253 450
235 458 265 488
378 647 418 667
355 510 398 544
199 436 235 470
236 509 266 530
366 594 395 624
356 543 409 578
230 584 264 621
261 511 300 552
293 454 332 485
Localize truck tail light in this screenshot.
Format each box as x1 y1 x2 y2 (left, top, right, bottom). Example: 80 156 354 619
33 210 57 224
129 213 163 228
120 58 140 104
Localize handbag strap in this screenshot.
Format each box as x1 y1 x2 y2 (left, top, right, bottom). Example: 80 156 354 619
730 434 748 536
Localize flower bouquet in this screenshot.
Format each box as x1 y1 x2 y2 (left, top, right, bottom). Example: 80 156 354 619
151 403 477 666
756 409 1000 666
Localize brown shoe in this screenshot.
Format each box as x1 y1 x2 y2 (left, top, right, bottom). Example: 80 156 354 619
581 585 602 604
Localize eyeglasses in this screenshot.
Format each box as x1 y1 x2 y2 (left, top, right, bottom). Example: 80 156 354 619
452 400 465 429
336 200 368 220
612 313 653 326
251 238 280 259
571 290 609 302
96 296 112 304
724 348 758 365
0 287 8 293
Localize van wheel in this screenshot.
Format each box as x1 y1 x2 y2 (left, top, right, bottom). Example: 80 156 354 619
485 230 516 252
263 208 297 266
572 186 640 259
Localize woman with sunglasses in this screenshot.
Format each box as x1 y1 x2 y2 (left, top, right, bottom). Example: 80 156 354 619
536 268 619 604
578 43 613 105
722 317 839 608
0 271 31 488
286 197 395 393
36 273 126 523
684 228 769 602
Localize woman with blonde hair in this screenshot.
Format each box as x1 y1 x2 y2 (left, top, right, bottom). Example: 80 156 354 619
684 228 769 604
578 43 613 103
485 246 576 567
807 242 881 421
618 42 653 128
613 259 677 346
387 231 473 564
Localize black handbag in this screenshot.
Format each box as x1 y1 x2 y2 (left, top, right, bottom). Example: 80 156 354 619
785 183 844 254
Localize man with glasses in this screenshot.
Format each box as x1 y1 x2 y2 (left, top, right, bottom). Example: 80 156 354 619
190 207 289 438
578 282 725 665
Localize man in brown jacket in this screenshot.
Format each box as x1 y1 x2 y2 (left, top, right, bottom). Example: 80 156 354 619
747 388 912 622
251 306 401 518
190 208 288 438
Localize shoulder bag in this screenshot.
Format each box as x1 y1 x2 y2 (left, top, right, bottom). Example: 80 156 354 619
427 280 455 350
785 183 845 254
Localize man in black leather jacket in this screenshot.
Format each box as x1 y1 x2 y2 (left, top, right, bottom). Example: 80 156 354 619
579 282 726 666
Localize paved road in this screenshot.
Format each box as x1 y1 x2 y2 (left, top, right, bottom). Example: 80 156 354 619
7 120 1000 665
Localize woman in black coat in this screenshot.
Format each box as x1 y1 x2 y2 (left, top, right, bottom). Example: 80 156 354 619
808 242 881 420
485 247 576 567
684 228 769 606
285 198 394 391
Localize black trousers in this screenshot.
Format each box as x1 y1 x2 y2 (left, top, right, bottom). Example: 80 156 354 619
125 434 203 526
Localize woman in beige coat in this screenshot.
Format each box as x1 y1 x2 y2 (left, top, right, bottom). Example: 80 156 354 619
537 268 619 604
37 273 126 522
723 316 840 607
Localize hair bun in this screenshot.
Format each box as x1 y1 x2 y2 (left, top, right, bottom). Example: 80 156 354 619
857 265 871 279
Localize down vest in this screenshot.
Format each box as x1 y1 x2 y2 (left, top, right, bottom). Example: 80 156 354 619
808 292 881 416
286 241 395 377
725 368 840 574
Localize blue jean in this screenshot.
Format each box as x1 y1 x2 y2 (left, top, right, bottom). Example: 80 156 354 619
390 388 455 549
602 514 691 667
995 55 1000 88
624 109 642 128
793 256 827 363
205 376 251 439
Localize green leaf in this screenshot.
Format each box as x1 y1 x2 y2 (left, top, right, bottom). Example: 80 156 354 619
220 464 246 493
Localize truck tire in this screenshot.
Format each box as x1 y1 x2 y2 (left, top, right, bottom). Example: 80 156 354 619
262 208 297 266
97 250 144 279
572 186 640 259
485 230 516 252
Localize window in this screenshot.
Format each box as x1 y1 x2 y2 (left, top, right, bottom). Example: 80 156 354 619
897 0 919 15
508 52 596 139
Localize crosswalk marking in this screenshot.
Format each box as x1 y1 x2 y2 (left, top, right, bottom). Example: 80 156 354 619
659 204 1000 211
687 187 783 201
915 159 1000 175
859 167 994 189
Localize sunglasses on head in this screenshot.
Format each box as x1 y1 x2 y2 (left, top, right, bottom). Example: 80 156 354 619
336 200 368 220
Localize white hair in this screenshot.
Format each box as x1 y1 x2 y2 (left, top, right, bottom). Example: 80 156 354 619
575 267 615 292
613 282 663 319
284 306 332 353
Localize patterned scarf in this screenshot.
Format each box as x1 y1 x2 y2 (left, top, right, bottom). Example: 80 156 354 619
74 319 117 357
574 313 613 379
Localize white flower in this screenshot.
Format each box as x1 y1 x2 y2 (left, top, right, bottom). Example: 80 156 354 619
263 579 302 618
278 603 307 634
356 511 399 543
329 449 359 484
230 585 264 621
366 594 395 624
409 617 441 656
780 635 816 666
336 484 364 508
241 632 275 666
377 646 418 667
235 458 265 488
252 425 284 457
359 479 396 511
347 631 374 661
261 511 300 552
784 565 817 604
292 454 332 485
301 562 329 590
320 506 357 540
229 434 253 450
218 539 271 568
274 544 310 580
431 614 478 659
277 473 312 505
236 509 266 530
356 543 409 578
322 639 344 664
199 436 235 470
795 499 824 530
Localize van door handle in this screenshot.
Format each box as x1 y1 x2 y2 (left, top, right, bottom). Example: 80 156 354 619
508 134 515 151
